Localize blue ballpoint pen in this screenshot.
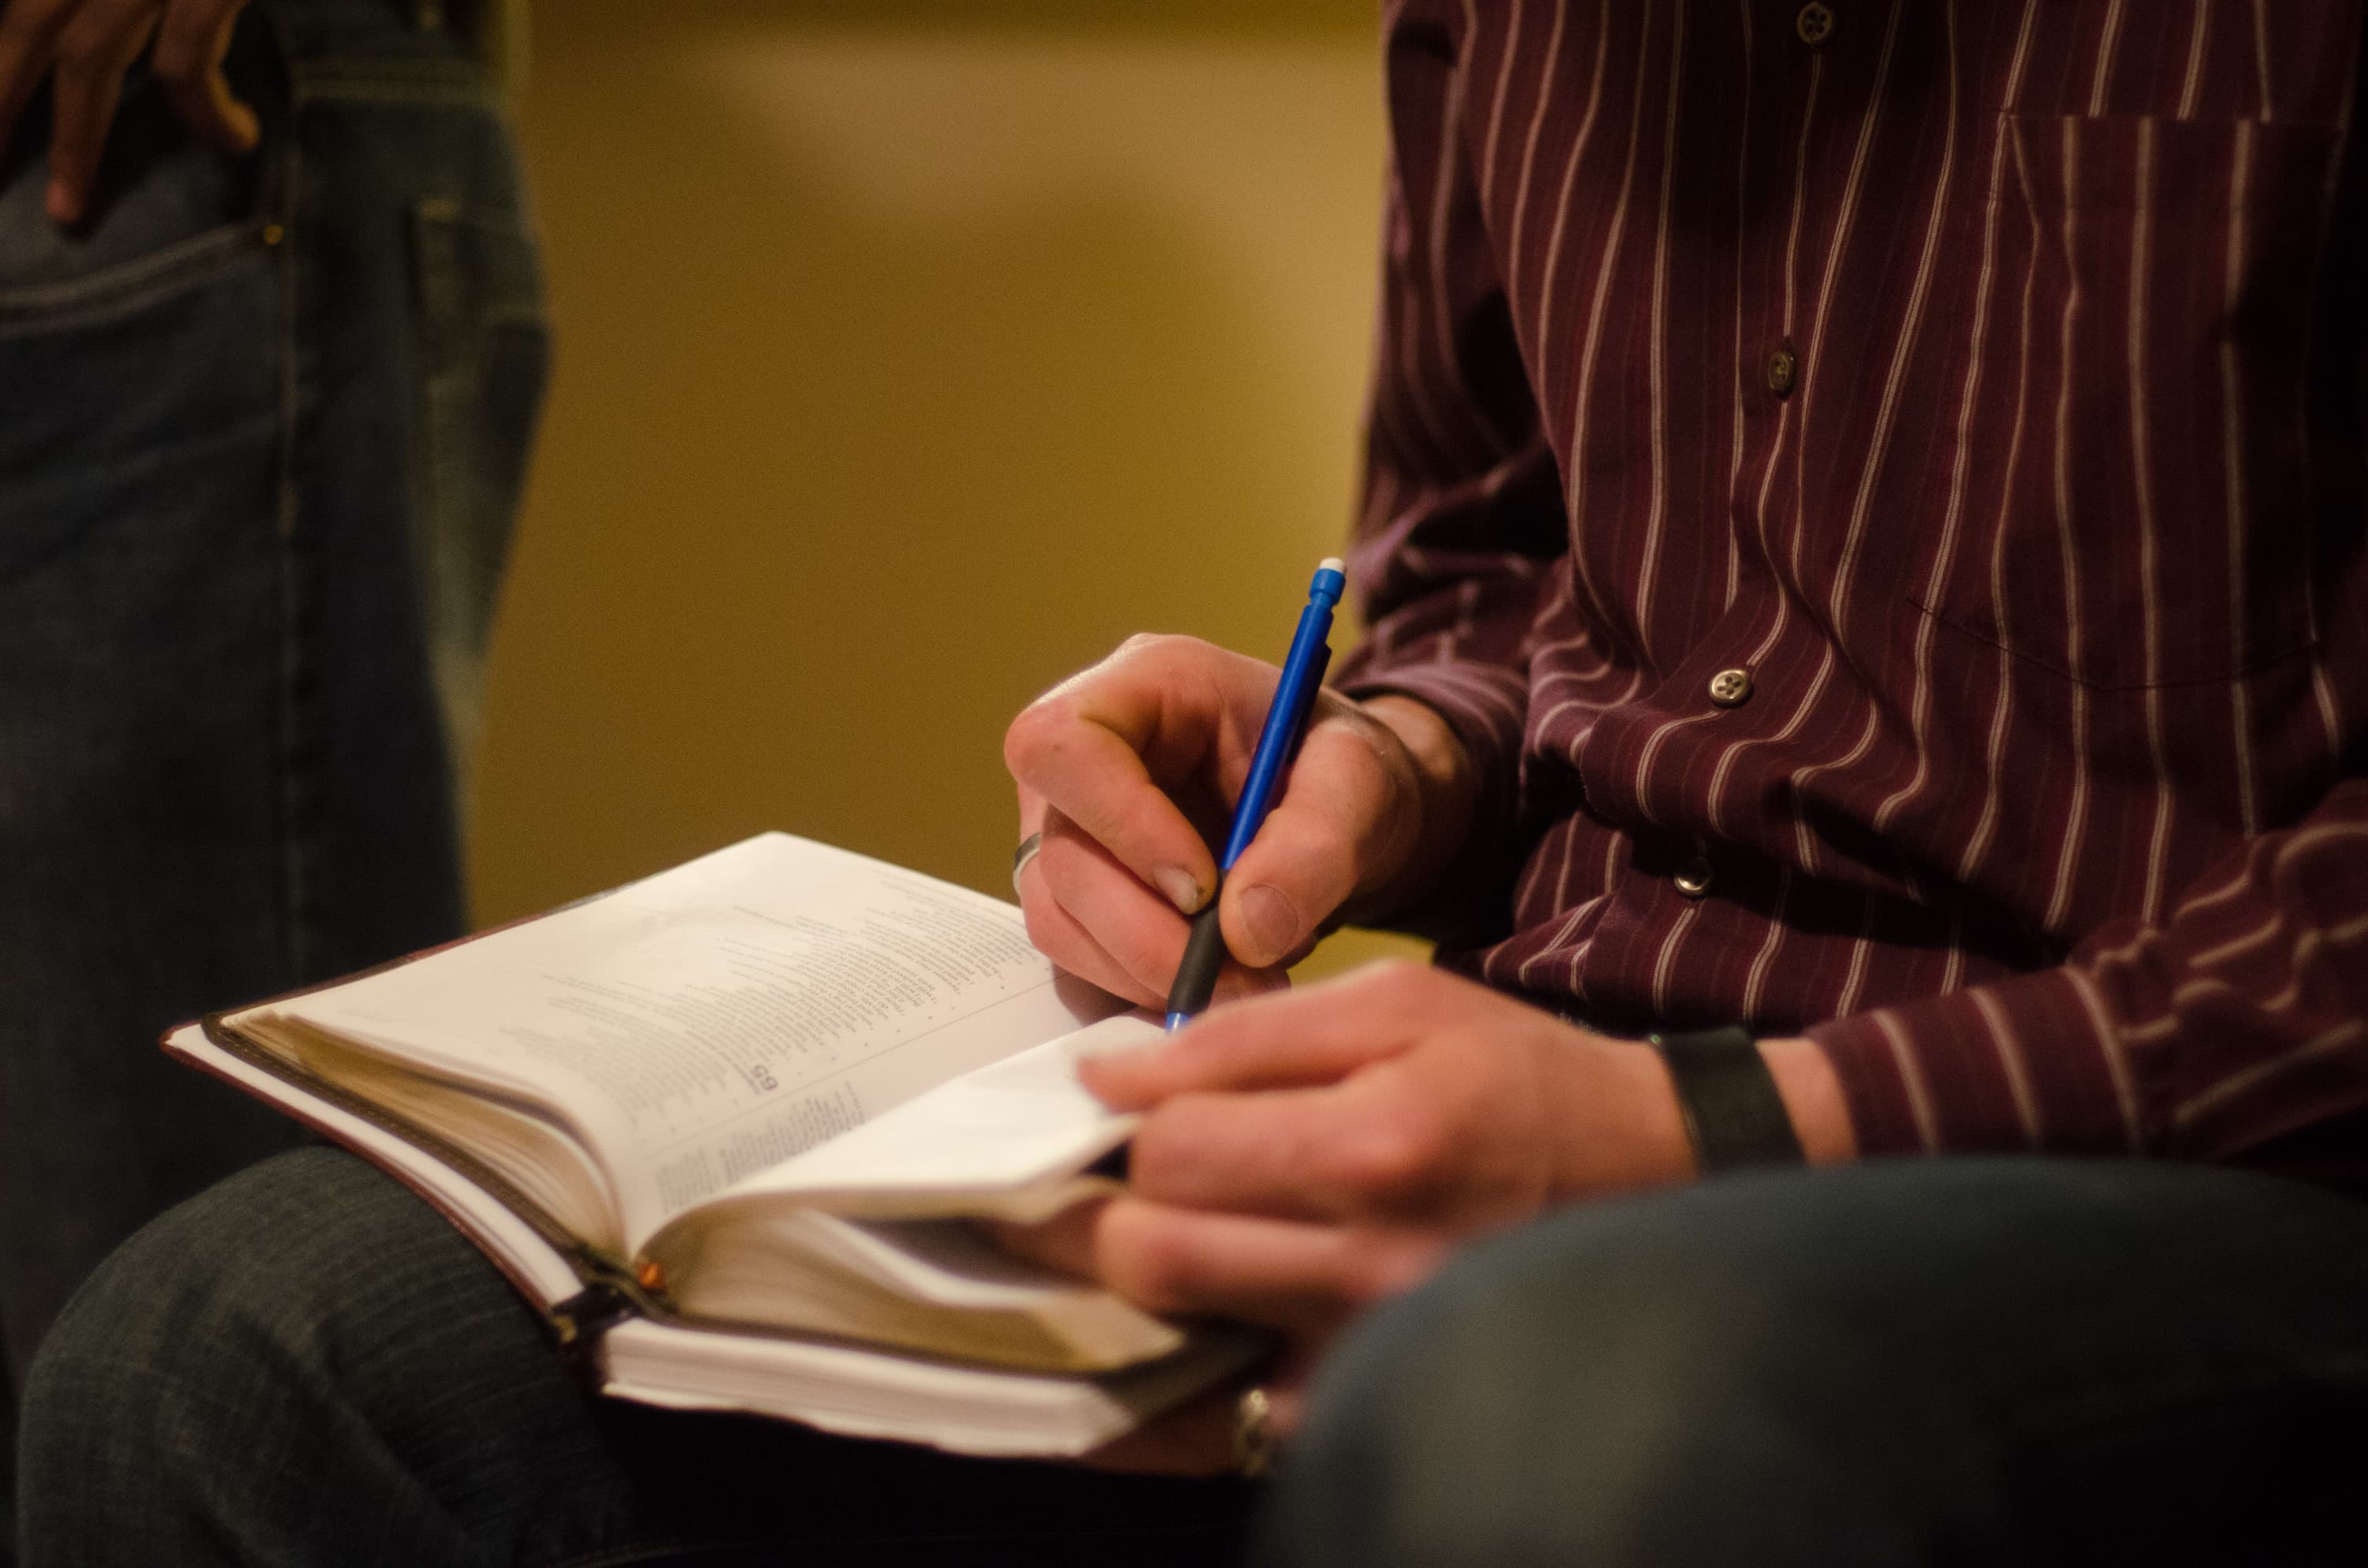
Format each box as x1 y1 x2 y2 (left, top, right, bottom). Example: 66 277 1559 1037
1163 557 1348 1030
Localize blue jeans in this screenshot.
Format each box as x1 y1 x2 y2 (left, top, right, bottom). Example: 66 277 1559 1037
0 2 545 1556
1255 1158 2368 1567
22 1151 2368 1566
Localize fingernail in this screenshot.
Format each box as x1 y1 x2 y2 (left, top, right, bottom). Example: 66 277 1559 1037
45 182 77 226
1074 1044 1160 1102
1077 1042 1155 1074
1237 885 1299 967
1153 866 1205 914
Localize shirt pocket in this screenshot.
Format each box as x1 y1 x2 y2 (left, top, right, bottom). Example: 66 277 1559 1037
1909 111 2342 690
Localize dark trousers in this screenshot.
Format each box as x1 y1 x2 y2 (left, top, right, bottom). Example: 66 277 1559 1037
19 1148 1252 1567
1260 1156 2368 1567
0 3 544 1558
22 1147 2368 1566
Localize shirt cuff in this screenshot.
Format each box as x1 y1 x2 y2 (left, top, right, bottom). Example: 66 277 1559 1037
1806 964 2143 1158
1335 656 1529 852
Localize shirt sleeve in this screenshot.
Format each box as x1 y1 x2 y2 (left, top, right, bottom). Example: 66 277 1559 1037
1808 779 2368 1165
1329 4 1572 889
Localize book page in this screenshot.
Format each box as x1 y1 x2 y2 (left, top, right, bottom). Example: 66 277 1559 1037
163 1027 588 1308
599 1314 1266 1458
683 1013 1159 1222
249 834 1124 1246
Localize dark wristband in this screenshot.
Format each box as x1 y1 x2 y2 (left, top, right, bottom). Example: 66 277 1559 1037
1647 1025 1806 1173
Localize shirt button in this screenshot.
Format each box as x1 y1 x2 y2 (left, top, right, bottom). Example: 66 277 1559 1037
1797 2 1835 45
1765 346 1797 398
1708 668 1754 707
1674 855 1716 899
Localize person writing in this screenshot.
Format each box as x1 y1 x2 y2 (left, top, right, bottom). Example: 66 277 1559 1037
1002 0 2368 1549
20 3 2368 1564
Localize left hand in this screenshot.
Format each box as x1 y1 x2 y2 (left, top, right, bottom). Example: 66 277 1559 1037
1003 960 1701 1474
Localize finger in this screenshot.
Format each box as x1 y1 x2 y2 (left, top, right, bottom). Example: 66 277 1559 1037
986 1196 1105 1279
46 0 155 224
1090 1196 1445 1333
1010 1074 1395 1228
1216 702 1421 968
1080 959 1447 1107
990 1198 1383 1354
1016 849 1164 1008
152 0 256 151
1037 813 1284 1011
1000 1208 1291 1478
1080 1366 1313 1476
0 0 75 169
1013 781 1047 840
1036 813 1190 1001
1126 1065 1478 1222
1130 1087 1368 1222
1006 636 1280 919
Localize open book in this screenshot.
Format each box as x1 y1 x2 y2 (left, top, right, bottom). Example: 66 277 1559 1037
170 833 1261 1458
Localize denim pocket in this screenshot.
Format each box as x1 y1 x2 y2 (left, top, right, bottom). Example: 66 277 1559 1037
0 87 279 584
0 69 272 331
408 193 549 783
0 107 282 884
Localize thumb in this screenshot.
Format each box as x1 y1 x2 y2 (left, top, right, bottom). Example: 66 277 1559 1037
1218 709 1419 968
154 0 260 154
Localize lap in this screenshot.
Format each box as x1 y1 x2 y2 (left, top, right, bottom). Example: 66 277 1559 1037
1259 1157 2368 1568
36 1148 2368 1566
21 1146 1250 1568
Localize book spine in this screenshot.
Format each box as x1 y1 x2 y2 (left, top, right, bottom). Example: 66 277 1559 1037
549 1280 643 1374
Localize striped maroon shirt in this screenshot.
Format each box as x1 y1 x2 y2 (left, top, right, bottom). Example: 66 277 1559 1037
1334 0 2368 1162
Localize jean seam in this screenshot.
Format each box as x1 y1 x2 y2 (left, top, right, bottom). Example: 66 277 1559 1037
270 88 309 986
292 59 503 108
0 223 272 329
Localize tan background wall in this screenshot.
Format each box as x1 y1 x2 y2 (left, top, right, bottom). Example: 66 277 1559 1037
471 1 1425 978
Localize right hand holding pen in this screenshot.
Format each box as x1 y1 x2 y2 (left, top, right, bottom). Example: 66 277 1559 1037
1002 633 1474 1008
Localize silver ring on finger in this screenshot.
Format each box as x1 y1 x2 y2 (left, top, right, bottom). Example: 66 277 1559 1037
1231 1385 1276 1478
1010 832 1045 897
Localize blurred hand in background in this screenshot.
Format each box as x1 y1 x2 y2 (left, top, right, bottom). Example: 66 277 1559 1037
0 0 254 224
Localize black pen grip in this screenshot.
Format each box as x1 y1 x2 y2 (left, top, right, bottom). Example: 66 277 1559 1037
1163 895 1231 1020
